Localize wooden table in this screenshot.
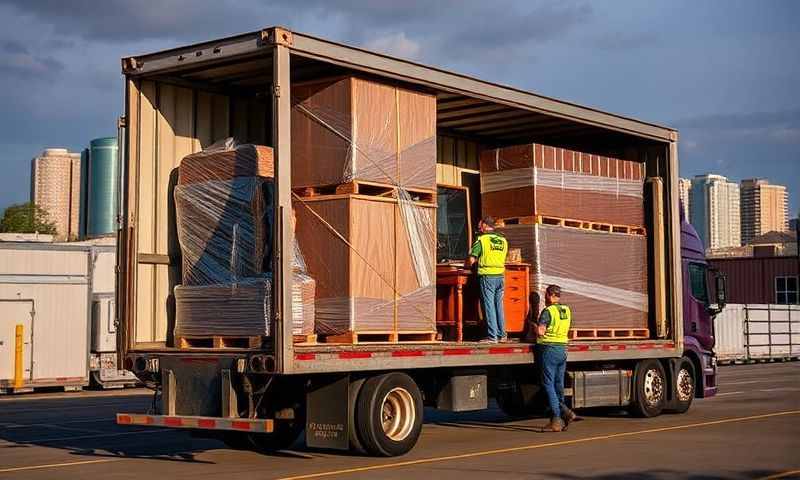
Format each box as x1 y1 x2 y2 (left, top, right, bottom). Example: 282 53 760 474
436 263 530 341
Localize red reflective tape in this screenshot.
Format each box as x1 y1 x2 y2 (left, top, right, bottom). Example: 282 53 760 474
392 350 424 357
338 351 372 359
232 421 251 430
295 353 316 360
601 345 627 351
443 348 472 355
569 345 590 352
488 347 516 354
665 342 675 348
164 417 183 427
198 418 216 428
638 344 656 350
117 414 132 425
145 416 155 425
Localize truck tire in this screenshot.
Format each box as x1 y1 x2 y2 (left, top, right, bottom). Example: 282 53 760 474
629 359 667 418
356 372 423 457
667 358 695 414
348 377 368 455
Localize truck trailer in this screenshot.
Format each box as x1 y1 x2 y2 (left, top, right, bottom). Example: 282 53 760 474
116 26 726 456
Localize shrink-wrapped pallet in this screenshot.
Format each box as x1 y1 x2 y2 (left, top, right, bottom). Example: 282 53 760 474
500 223 648 331
173 271 316 338
291 76 437 191
178 140 274 185
480 143 645 227
294 194 436 336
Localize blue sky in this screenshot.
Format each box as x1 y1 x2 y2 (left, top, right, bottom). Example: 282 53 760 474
0 0 797 214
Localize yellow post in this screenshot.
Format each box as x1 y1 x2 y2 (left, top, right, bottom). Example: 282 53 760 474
14 324 23 389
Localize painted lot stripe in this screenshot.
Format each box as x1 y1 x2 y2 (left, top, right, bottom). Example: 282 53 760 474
0 459 121 474
757 469 800 480
715 391 744 396
277 410 800 480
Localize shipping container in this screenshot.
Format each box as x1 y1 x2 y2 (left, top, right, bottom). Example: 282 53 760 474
714 304 800 363
115 27 721 456
709 256 799 304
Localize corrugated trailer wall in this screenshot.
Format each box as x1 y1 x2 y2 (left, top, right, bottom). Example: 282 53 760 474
125 79 269 346
0 247 90 389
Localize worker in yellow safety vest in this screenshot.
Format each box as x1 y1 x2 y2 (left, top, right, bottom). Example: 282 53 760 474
465 216 509 343
536 284 578 431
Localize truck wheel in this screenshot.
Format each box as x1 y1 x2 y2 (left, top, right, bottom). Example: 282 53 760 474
629 359 666 418
668 358 695 414
348 377 368 455
356 372 423 457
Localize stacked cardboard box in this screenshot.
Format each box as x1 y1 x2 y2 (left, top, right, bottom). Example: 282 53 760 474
480 143 645 227
291 76 438 338
173 142 315 340
499 224 648 331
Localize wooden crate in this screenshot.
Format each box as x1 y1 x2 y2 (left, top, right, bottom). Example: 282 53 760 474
291 76 437 191
294 193 436 337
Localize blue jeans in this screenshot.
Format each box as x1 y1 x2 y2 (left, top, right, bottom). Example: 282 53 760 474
536 343 567 419
479 274 505 340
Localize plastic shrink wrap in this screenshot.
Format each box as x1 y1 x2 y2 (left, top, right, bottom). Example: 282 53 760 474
173 140 314 340
291 76 437 337
500 223 648 330
480 143 645 227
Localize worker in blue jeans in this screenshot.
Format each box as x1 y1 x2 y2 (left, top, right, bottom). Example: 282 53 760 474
536 284 578 431
466 216 509 343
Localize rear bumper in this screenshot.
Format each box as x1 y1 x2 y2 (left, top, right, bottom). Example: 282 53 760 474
117 413 274 433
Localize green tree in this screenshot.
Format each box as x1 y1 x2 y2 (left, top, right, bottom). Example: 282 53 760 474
0 202 57 234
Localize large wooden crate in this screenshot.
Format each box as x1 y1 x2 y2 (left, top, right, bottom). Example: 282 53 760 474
499 223 649 332
480 143 645 227
294 194 436 336
291 76 437 191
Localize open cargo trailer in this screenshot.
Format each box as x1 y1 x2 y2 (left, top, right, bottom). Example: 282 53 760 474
116 27 708 455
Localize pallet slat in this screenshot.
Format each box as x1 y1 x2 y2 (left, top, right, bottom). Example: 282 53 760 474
320 330 438 344
294 180 436 203
496 215 646 236
568 328 649 340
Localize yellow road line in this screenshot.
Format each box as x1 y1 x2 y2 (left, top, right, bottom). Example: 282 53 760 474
0 459 120 474
757 470 800 480
278 410 800 480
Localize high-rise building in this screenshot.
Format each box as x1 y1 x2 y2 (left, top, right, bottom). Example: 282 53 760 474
690 174 741 251
678 178 691 221
740 178 789 245
30 148 82 240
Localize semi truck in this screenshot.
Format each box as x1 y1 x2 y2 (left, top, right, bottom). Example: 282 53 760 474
115 26 726 456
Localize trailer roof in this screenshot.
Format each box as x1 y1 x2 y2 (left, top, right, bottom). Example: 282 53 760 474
123 27 677 144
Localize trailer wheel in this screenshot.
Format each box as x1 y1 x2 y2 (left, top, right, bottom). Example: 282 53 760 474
348 377 367 454
667 358 695 414
356 372 423 457
629 359 666 418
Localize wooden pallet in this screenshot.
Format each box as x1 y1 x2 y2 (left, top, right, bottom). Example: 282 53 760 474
293 333 318 344
293 180 436 204
496 215 646 236
320 330 438 344
568 328 649 340
177 336 264 349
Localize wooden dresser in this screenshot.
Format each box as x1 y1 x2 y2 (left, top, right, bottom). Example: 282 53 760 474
436 263 530 341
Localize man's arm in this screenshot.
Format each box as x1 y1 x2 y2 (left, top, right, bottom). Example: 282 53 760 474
464 238 482 269
536 308 551 337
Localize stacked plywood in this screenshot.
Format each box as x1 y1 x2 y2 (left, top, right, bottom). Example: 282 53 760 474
480 143 645 227
500 223 648 331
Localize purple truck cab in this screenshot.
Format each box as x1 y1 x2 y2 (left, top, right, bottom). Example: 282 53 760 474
681 215 726 398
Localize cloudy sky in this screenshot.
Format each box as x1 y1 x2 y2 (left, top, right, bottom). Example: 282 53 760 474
1 0 798 214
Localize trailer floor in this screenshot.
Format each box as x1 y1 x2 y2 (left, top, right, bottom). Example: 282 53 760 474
1 362 798 480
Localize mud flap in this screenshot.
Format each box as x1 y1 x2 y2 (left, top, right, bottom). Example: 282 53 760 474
306 374 350 450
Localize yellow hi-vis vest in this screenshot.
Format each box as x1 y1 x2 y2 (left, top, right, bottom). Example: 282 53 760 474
538 304 572 345
477 233 508 275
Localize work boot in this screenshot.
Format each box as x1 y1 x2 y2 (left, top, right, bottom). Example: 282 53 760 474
561 406 577 427
542 417 564 432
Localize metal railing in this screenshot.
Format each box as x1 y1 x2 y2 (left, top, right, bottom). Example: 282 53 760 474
743 304 800 361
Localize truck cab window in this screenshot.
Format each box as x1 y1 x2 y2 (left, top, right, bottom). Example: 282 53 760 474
688 263 709 304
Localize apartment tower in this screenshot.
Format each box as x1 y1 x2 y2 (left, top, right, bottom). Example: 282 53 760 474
740 178 789 245
690 174 741 251
30 148 82 240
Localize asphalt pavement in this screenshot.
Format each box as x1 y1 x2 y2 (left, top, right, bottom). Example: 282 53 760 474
1 362 798 480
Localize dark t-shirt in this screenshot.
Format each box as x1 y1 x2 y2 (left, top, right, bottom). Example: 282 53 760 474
537 308 552 328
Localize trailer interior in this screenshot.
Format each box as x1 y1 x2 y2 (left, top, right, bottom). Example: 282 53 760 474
119 27 683 376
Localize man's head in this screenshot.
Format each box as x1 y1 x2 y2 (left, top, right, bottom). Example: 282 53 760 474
545 284 561 306
479 216 496 233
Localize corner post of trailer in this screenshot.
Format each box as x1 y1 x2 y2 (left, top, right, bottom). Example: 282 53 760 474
668 137 684 352
269 28 295 373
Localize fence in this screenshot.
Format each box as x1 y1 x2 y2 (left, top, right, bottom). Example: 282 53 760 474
714 304 800 364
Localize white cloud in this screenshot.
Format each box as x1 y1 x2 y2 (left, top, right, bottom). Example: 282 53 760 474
364 32 421 60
